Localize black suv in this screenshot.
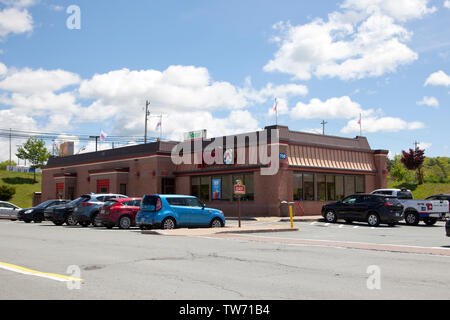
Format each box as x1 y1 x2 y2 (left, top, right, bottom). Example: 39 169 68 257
44 196 90 226
322 194 404 227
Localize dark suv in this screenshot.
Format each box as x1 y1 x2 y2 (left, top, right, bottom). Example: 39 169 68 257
322 194 404 227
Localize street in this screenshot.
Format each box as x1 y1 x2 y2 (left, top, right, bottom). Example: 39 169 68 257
0 219 449 300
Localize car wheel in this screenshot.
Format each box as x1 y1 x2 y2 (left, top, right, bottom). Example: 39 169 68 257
423 218 437 226
161 217 176 230
53 221 64 226
66 213 77 226
405 211 420 226
210 218 224 228
118 216 132 230
367 213 380 227
325 210 337 223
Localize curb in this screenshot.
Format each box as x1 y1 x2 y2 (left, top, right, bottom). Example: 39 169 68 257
141 227 299 236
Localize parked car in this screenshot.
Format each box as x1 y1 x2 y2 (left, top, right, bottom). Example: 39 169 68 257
136 195 226 230
44 196 90 226
426 194 450 215
97 198 142 229
72 193 128 227
0 201 21 221
322 194 404 227
371 189 449 225
18 199 71 223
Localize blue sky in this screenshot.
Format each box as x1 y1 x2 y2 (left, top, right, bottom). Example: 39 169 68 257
0 0 449 159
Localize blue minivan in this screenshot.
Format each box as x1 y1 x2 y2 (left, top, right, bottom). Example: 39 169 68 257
136 195 226 230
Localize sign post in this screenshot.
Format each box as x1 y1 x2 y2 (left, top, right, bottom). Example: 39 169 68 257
233 180 246 228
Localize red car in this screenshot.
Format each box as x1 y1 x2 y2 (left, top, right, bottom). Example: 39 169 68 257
97 198 142 229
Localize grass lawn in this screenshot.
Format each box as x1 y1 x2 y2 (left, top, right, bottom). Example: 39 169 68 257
0 170 42 209
387 181 450 199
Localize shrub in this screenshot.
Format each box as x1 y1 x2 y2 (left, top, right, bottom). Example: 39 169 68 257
0 185 16 201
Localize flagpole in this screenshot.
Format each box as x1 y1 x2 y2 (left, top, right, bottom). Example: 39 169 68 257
160 115 162 140
359 113 362 136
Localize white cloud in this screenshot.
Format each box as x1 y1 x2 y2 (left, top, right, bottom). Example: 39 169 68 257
444 1 450 9
416 96 439 108
0 7 33 38
264 0 434 80
0 68 81 93
291 96 369 119
425 70 450 87
341 116 425 133
0 62 7 76
0 0 38 8
417 142 432 150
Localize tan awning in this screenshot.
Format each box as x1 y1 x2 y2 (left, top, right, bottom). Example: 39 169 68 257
288 145 376 172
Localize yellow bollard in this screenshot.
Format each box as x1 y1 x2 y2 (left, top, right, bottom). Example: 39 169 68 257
289 204 294 228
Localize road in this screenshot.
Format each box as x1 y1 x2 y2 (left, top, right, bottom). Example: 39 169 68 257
0 219 449 300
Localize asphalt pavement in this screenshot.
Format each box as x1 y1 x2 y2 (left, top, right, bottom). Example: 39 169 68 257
0 219 449 300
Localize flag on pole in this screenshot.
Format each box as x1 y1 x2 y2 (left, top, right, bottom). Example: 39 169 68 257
100 130 108 141
358 114 362 135
272 98 278 112
155 120 161 131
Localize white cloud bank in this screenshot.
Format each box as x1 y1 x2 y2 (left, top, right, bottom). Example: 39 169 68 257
416 96 439 108
425 70 450 87
264 0 435 80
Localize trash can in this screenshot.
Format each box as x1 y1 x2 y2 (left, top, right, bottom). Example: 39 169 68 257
280 201 291 217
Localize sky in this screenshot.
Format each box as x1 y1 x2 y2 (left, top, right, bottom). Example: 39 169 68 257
0 0 449 161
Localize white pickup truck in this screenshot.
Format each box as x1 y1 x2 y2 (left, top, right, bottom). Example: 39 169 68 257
371 189 449 226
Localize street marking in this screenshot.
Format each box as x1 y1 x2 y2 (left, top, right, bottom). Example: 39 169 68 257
0 262 83 283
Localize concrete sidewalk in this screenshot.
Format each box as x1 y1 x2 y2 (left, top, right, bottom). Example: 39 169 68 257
141 225 299 236
226 215 324 223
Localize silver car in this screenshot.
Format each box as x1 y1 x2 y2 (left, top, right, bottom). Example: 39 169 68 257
0 201 21 221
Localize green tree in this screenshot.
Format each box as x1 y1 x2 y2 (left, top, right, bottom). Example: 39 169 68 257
0 185 16 201
16 137 51 183
0 160 17 171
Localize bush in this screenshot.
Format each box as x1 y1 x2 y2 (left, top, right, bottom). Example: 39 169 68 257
0 185 16 201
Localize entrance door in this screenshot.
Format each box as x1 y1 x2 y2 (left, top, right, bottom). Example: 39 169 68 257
97 180 110 193
56 183 64 199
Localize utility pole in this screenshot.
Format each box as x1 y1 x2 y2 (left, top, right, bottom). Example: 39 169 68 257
9 128 12 165
321 120 328 135
90 136 100 152
144 100 150 144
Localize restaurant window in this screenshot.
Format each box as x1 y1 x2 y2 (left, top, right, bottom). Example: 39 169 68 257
120 184 127 196
344 176 355 197
317 174 326 201
355 175 365 193
211 176 232 201
161 178 176 194
293 173 303 201
232 173 254 201
303 173 315 201
191 177 210 202
335 176 344 200
326 175 336 201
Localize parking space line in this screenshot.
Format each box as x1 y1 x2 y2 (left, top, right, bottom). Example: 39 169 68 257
0 262 83 283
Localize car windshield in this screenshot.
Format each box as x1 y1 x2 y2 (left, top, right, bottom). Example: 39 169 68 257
36 200 55 208
397 191 413 200
104 200 118 207
68 196 89 206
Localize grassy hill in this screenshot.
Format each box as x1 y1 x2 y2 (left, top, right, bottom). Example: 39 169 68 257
0 170 42 209
387 181 450 199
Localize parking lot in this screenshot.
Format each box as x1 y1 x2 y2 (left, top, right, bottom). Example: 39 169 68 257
1 218 450 300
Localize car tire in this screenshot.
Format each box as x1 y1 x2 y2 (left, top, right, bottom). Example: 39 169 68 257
423 218 437 226
325 210 337 223
161 217 176 230
66 213 77 226
405 211 420 226
53 221 64 226
367 213 380 227
210 218 224 228
118 216 132 230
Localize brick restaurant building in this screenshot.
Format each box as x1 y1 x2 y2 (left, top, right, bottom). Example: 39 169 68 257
41 125 388 217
